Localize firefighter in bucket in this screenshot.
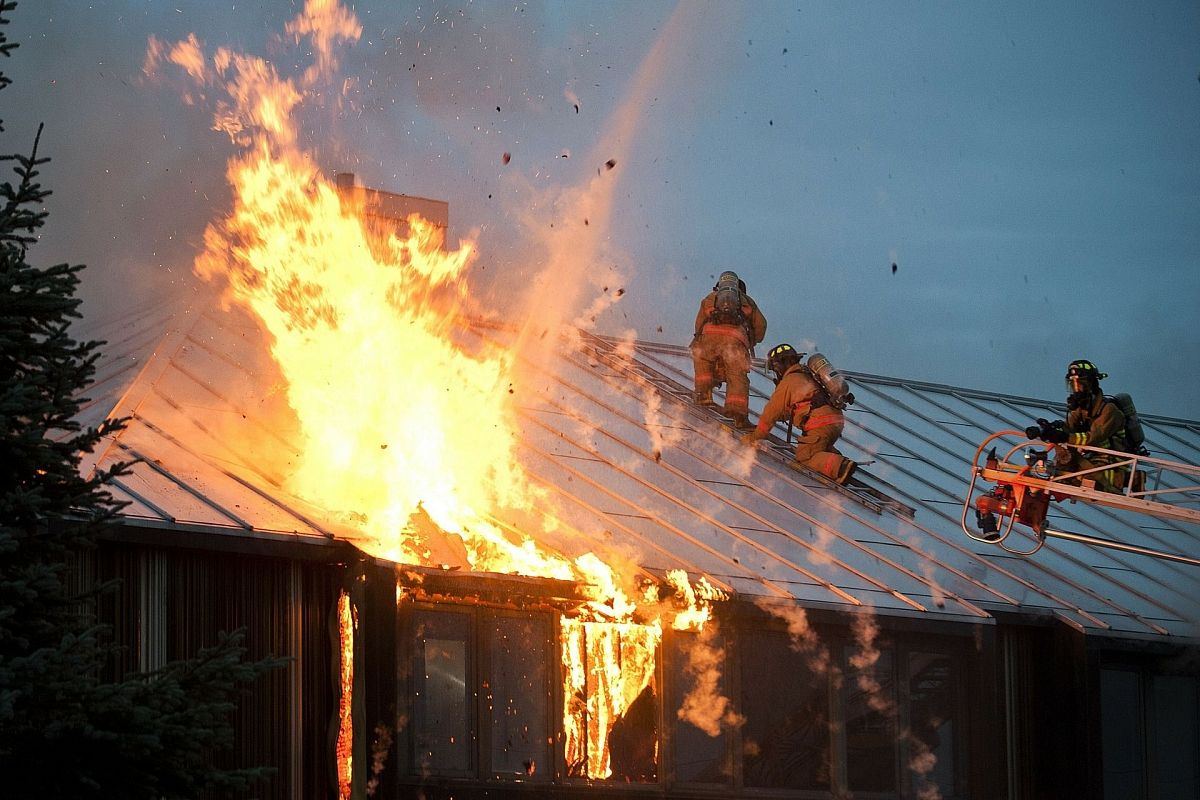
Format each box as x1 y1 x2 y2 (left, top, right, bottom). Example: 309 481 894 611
1025 359 1133 493
742 343 858 485
690 270 768 431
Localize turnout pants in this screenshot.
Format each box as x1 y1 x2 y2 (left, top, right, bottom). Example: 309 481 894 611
794 422 855 484
691 333 751 416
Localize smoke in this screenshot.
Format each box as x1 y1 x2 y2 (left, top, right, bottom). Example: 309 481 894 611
907 737 944 800
849 609 892 715
597 330 686 462
847 607 943 797
365 722 394 797
507 2 706 372
753 597 831 677
917 555 949 610
675 620 745 737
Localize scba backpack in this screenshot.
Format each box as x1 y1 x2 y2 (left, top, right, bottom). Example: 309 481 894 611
1107 392 1147 455
709 272 746 327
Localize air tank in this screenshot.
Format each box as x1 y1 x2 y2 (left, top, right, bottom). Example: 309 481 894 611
1110 392 1146 453
805 353 853 408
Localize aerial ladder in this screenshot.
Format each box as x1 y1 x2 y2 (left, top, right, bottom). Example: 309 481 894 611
961 431 1200 566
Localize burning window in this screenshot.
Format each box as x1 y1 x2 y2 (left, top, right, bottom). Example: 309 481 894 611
561 617 661 781
336 591 356 799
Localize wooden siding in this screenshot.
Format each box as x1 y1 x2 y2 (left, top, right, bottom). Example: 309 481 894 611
89 534 346 800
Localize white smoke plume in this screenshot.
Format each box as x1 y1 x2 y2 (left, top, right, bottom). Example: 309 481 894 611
675 620 746 737
849 608 893 715
753 598 831 677
906 733 944 800
848 608 943 796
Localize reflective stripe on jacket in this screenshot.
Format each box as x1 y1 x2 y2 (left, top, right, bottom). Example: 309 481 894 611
802 412 844 431
1065 394 1125 451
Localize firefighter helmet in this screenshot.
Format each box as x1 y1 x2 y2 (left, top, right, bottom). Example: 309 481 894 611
1065 359 1106 394
766 343 803 382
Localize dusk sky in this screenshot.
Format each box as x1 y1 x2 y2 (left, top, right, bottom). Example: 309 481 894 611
6 1 1199 419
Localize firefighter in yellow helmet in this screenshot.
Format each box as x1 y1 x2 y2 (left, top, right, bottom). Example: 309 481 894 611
690 270 767 431
742 343 857 485
1025 359 1129 492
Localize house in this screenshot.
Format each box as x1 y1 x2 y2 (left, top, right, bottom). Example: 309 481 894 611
72 195 1200 800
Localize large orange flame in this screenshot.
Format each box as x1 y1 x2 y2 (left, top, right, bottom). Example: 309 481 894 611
148 1 740 782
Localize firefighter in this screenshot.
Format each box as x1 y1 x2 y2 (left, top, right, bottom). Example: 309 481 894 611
1025 359 1129 492
690 270 767 431
742 343 857 485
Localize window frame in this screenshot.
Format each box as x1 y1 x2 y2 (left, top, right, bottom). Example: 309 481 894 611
721 617 971 798
398 601 563 783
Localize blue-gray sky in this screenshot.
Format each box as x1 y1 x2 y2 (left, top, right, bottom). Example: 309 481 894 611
6 1 1199 418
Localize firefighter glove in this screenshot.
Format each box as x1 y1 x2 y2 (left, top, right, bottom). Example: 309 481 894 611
1038 419 1067 444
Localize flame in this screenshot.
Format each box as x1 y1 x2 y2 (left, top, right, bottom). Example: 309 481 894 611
336 590 355 799
151 1 577 575
562 617 661 779
147 2 741 781
661 569 726 632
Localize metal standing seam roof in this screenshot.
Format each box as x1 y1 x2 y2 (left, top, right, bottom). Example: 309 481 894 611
76 304 1200 640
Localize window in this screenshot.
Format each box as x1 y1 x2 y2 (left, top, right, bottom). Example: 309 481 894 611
1148 675 1198 797
404 604 556 781
412 609 473 775
484 613 551 779
907 651 960 794
1102 667 1200 800
843 647 898 793
739 626 966 797
740 628 832 791
669 629 733 784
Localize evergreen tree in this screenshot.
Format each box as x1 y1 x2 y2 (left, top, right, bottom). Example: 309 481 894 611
0 3 286 796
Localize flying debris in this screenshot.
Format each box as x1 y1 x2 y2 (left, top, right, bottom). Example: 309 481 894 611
502 152 511 165
605 159 616 170
891 262 898 274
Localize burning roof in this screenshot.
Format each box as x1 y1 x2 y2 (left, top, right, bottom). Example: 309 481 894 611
78 297 1200 640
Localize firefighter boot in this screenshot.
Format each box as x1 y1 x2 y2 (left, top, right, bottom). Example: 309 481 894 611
836 459 857 485
694 388 716 407
729 413 755 432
